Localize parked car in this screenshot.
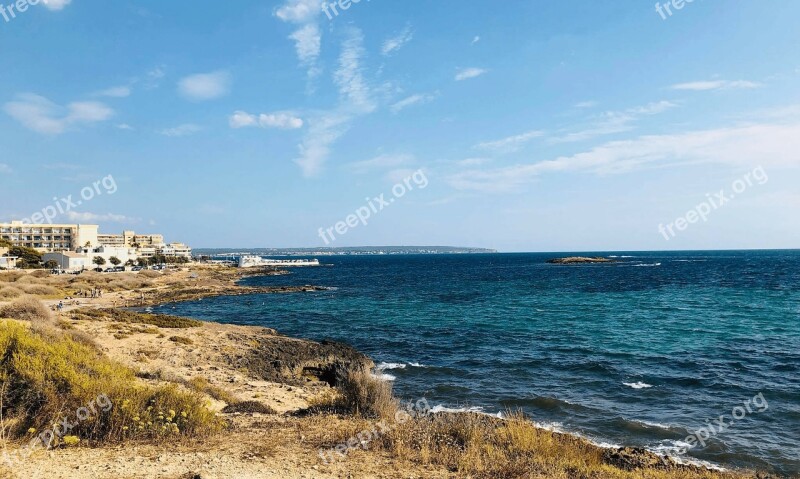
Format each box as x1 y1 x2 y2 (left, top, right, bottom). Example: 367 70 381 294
131 266 143 271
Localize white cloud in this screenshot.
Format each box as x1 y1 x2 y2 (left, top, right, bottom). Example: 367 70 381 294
275 0 319 23
116 123 134 130
471 36 481 45
671 80 762 91
41 0 71 11
178 71 231 101
390 93 437 113
574 101 598 109
550 101 678 144
65 211 138 223
229 111 304 129
3 94 113 135
475 130 545 154
0 164 11 174
276 0 323 79
347 154 414 174
289 23 322 66
449 118 800 192
95 86 131 98
455 68 487 81
382 26 413 56
159 124 202 137
294 29 375 177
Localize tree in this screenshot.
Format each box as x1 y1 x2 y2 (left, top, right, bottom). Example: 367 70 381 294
93 256 106 267
137 258 148 267
109 256 122 266
44 260 59 269
125 259 135 267
10 246 42 269
0 238 13 248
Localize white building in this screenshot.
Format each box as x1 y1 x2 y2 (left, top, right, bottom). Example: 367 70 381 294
77 245 139 265
0 247 18 270
42 251 91 272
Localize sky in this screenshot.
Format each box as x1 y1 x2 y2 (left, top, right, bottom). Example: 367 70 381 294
0 0 799 252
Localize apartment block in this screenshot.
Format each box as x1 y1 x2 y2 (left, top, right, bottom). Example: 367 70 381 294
0 221 98 252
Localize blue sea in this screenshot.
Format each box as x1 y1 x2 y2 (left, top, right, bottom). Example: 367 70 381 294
152 251 800 476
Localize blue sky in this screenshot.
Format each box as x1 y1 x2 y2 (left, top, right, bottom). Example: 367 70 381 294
1 0 799 251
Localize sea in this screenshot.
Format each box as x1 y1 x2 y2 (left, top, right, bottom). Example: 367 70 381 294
149 251 800 476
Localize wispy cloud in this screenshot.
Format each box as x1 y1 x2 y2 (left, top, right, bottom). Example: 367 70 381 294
229 111 304 129
347 154 414 174
450 117 800 192
0 164 11 174
276 0 323 80
475 130 545 154
95 86 131 98
159 124 202 137
116 123 134 130
294 29 376 177
3 94 113 135
178 71 231 101
670 80 762 91
382 25 413 56
549 101 678 144
471 36 481 45
41 0 71 11
455 67 488 81
65 211 138 223
390 92 438 113
574 101 598 109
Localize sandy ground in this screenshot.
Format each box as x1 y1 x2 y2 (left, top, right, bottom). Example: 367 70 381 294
0 267 454 478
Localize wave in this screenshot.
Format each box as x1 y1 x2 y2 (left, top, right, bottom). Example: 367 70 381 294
372 373 397 381
633 263 662 267
377 362 406 371
623 381 654 389
376 361 427 371
609 255 635 258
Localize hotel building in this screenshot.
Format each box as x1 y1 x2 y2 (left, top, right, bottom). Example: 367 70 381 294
0 221 98 252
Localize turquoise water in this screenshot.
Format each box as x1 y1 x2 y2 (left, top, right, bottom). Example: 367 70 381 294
153 251 800 475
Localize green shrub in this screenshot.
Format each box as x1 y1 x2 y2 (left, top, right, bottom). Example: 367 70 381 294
0 320 222 445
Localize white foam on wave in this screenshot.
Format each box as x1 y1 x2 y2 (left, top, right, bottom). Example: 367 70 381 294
372 373 396 381
638 420 673 430
408 362 427 368
633 263 661 267
376 362 406 371
430 405 504 419
624 382 654 389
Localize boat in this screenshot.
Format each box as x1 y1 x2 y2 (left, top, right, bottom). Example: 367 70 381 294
238 255 321 268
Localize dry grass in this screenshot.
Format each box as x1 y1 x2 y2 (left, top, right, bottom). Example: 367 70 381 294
373 411 751 479
308 367 397 420
0 320 223 446
169 336 194 346
0 296 52 323
18 284 59 296
185 377 238 404
71 308 202 329
0 286 24 300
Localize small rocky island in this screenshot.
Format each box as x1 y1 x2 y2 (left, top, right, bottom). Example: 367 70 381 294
547 256 615 264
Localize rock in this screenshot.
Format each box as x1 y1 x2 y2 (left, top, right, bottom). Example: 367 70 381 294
547 256 614 264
